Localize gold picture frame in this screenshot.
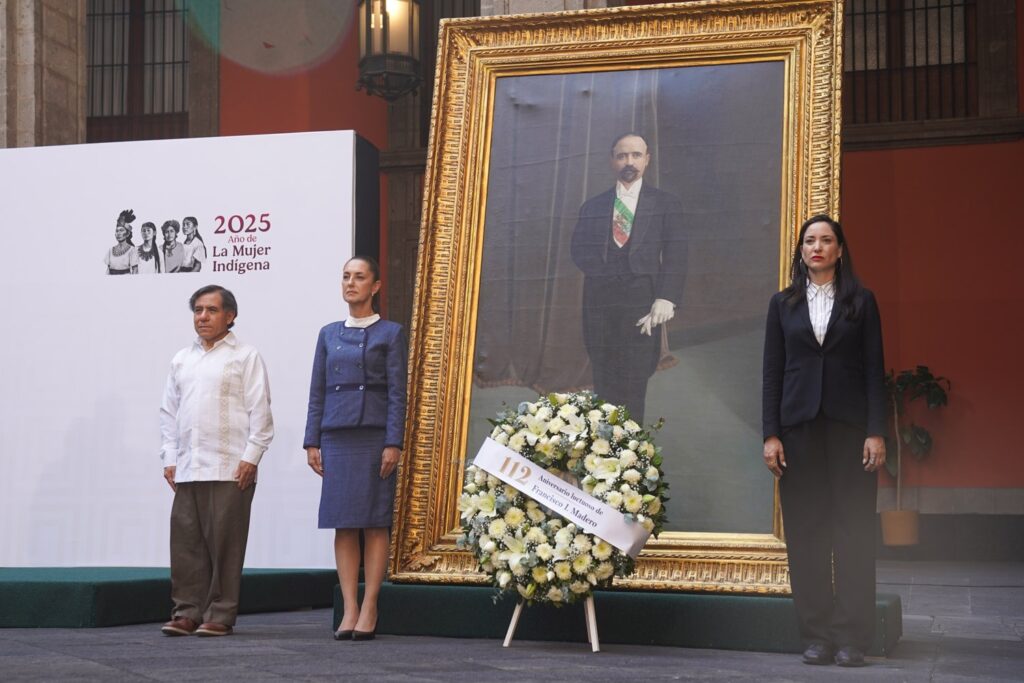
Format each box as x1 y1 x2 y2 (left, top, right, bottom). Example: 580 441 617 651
392 0 843 594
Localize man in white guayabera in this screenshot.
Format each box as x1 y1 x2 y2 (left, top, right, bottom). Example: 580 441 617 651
159 284 274 637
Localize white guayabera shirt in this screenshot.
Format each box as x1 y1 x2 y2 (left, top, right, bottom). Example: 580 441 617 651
159 331 274 482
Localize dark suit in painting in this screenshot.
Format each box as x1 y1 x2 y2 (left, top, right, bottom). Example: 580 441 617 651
571 184 686 422
762 287 886 652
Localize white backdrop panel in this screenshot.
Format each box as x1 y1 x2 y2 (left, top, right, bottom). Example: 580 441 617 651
0 130 359 567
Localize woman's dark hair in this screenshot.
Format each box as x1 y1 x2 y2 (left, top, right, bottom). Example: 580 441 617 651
782 214 863 319
189 284 238 329
139 221 161 272
183 216 204 244
162 219 180 236
346 255 382 314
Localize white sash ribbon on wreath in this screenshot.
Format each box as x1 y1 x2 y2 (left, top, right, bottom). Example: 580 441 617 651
473 438 651 558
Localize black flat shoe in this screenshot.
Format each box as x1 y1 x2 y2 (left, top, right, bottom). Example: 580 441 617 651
835 646 867 667
352 629 376 641
333 629 353 641
802 641 834 665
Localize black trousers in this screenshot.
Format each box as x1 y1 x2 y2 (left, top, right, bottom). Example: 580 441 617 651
779 412 878 651
581 274 659 423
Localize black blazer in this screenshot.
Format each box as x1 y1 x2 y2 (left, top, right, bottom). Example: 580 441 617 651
762 287 887 440
570 183 687 302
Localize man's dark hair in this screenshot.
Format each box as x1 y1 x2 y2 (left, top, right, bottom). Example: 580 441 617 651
189 285 238 329
610 132 650 153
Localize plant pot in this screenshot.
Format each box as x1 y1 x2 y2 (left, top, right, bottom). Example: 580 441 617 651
881 509 919 546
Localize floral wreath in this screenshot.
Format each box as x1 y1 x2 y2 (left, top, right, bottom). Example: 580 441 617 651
457 391 669 605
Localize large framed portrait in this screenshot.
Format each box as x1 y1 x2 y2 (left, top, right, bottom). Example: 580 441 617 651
392 0 842 593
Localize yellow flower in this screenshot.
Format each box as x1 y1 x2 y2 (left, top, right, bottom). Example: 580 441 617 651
647 497 662 515
531 566 549 584
504 507 526 527
641 517 655 532
623 491 643 513
517 583 536 599
554 562 573 580
569 580 590 594
546 586 563 602
595 562 615 580
592 540 613 560
527 506 547 524
572 553 592 574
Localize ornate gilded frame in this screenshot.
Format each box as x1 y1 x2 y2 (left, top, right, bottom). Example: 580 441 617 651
392 0 843 594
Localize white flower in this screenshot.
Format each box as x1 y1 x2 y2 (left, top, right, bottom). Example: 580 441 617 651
646 466 660 481
487 474 500 488
624 490 643 513
531 566 549 584
557 403 578 418
488 518 508 536
622 469 642 484
569 580 590 594
551 392 568 405
554 562 573 580
527 506 546 524
572 534 592 553
458 493 476 519
536 406 552 421
525 527 547 545
592 482 610 497
583 454 600 472
511 561 528 576
628 439 640 450
464 482 478 494
641 517 655 532
497 571 512 587
605 491 623 509
508 432 527 452
554 526 574 546
595 562 615 580
618 450 638 468
502 424 514 434
591 438 611 455
490 425 503 439
593 458 621 482
612 425 625 441
571 553 592 574
642 442 655 456
476 493 497 518
473 468 487 486
535 543 553 561
601 403 616 414
546 417 565 434
592 540 613 560
552 545 570 561
527 402 538 414
620 484 634 494
494 432 509 446
546 586 563 602
623 420 641 433
645 495 662 515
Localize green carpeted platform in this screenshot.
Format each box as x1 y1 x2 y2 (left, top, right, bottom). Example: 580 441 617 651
335 584 902 656
0 568 901 655
0 568 338 628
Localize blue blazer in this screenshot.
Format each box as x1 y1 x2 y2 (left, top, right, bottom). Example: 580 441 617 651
762 287 887 440
303 319 407 449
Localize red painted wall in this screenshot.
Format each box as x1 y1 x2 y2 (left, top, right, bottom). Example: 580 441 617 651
842 140 1024 488
219 25 387 146
218 19 391 311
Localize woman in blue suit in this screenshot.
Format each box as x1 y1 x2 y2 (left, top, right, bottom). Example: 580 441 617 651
762 215 887 667
305 256 407 641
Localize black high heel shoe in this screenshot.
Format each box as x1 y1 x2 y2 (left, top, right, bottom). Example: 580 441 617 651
334 628 354 641
352 629 376 641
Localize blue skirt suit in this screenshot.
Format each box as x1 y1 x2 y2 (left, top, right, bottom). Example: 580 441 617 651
304 320 407 529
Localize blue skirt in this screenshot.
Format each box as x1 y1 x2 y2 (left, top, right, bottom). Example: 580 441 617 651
318 427 396 529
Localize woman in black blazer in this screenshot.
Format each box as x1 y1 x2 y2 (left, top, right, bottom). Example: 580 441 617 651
762 215 887 667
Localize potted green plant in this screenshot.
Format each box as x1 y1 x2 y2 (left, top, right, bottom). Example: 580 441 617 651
880 365 951 545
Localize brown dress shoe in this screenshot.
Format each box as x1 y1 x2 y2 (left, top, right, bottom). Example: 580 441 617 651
195 622 233 637
161 617 198 636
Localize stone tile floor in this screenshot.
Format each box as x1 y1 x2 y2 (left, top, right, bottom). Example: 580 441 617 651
2 561 1022 682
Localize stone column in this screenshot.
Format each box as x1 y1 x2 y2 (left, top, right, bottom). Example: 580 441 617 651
1 0 86 148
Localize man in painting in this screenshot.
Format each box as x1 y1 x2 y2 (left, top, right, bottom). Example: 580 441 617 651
570 132 687 423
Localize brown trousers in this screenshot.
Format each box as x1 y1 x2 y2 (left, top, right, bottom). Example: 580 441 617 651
170 481 255 626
